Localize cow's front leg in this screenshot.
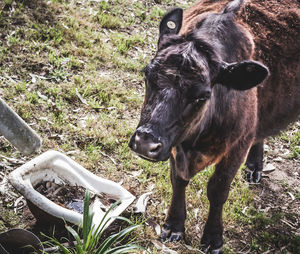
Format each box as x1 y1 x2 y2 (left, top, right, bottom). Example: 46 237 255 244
161 157 189 242
201 144 250 253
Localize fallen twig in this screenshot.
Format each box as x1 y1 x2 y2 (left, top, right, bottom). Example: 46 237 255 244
99 151 117 165
75 88 88 105
44 239 83 253
14 196 26 214
0 154 25 165
146 218 161 236
280 219 297 229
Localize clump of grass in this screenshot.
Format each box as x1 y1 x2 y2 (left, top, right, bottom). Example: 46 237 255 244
149 7 165 21
43 189 144 254
278 125 300 158
110 33 144 55
95 13 122 29
99 0 111 11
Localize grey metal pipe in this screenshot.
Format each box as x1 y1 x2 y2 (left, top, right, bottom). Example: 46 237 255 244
0 97 42 155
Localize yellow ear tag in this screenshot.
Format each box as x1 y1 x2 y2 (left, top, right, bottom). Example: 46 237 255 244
167 21 176 29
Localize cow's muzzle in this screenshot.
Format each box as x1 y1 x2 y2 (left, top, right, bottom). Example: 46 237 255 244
129 126 169 162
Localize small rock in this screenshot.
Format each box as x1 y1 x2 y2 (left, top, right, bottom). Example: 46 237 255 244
264 144 270 152
263 163 276 173
45 181 51 189
273 157 283 162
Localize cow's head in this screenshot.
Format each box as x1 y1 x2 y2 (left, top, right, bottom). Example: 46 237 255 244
129 8 268 162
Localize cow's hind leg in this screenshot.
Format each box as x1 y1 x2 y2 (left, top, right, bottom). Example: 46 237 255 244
161 159 189 242
245 140 264 183
201 143 251 253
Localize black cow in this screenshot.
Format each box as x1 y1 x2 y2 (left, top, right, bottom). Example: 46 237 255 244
129 0 300 252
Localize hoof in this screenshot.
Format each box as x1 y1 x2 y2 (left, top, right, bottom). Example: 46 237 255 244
246 169 262 183
253 171 262 183
200 244 223 254
211 247 223 254
160 224 171 241
201 232 223 254
200 243 210 253
169 232 183 242
160 224 184 242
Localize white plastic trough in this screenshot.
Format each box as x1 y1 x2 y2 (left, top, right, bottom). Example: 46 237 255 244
8 150 135 229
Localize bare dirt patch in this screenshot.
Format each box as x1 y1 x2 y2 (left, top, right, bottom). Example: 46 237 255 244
35 181 86 214
34 181 118 214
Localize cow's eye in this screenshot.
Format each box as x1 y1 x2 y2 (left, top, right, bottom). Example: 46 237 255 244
191 98 207 107
187 85 211 102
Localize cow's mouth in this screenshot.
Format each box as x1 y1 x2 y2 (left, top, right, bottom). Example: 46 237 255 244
137 152 170 162
137 154 159 162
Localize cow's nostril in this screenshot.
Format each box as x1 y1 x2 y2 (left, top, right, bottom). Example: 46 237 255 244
149 143 162 154
135 132 141 142
131 128 164 159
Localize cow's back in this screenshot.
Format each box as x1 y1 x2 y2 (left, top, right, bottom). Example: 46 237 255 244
182 0 300 138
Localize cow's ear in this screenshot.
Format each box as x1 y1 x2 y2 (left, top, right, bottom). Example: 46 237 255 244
216 60 269 90
159 8 183 38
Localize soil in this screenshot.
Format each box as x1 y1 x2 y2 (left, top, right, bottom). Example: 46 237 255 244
35 181 86 214
34 181 117 214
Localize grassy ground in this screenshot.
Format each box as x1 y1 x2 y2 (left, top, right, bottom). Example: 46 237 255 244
0 0 299 253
